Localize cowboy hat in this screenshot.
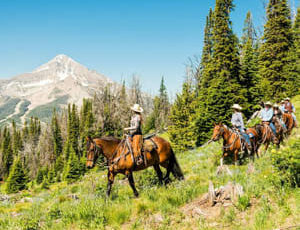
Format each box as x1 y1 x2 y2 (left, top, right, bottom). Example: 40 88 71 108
131 104 143 113
280 100 285 104
273 103 279 108
284 97 290 101
265 101 272 106
231 104 242 110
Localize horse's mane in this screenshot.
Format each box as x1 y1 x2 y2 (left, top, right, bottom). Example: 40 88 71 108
97 136 121 143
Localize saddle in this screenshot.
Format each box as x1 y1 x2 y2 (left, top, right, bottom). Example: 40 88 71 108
126 134 158 167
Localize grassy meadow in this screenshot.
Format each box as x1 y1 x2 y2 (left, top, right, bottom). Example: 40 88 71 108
0 96 299 230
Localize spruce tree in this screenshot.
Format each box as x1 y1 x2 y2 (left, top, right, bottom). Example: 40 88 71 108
194 0 244 145
145 77 170 133
36 167 44 184
258 0 294 100
41 177 49 189
51 109 63 158
63 146 81 183
240 11 261 118
168 80 196 152
0 127 13 178
158 77 170 130
288 7 300 96
47 168 55 184
5 157 27 194
197 8 214 85
11 120 22 154
63 139 71 161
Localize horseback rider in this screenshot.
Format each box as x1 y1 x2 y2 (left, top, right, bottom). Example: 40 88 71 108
280 100 285 113
250 101 264 120
231 104 252 152
247 101 264 125
260 101 277 136
284 97 298 127
273 104 287 133
124 104 144 166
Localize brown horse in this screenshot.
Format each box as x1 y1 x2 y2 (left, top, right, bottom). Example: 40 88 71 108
282 113 295 135
86 136 184 197
246 127 260 158
211 123 254 165
273 117 285 148
254 122 279 152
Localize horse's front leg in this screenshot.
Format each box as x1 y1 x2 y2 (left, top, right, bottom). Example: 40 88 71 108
106 169 115 197
234 150 239 166
153 164 164 186
264 142 269 152
126 171 139 197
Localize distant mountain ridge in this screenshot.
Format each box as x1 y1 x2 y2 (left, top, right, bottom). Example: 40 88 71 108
0 54 115 126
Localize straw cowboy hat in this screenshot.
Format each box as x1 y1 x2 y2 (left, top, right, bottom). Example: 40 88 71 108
231 104 242 110
273 103 279 108
131 104 144 113
265 101 273 106
280 100 285 104
284 97 290 101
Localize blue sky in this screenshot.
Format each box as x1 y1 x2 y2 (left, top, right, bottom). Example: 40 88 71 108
0 0 297 95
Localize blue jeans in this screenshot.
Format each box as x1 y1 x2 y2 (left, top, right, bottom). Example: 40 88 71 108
238 128 251 146
292 113 297 122
269 122 276 134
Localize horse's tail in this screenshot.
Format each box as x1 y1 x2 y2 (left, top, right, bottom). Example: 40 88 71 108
170 148 184 180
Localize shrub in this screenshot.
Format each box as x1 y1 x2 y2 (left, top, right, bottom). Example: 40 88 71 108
5 157 27 194
271 139 300 187
236 195 250 211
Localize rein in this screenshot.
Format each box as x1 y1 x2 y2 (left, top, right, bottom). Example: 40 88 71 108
109 136 135 166
222 128 240 150
258 124 269 144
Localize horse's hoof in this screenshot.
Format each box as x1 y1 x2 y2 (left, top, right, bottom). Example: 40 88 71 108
164 178 171 185
134 192 139 198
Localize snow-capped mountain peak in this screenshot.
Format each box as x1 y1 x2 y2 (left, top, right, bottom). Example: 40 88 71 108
0 55 115 125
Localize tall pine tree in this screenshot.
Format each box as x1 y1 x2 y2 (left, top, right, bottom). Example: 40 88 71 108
194 0 244 145
197 8 214 86
5 157 27 194
240 11 261 118
169 79 196 152
258 0 294 101
0 127 13 179
51 109 63 158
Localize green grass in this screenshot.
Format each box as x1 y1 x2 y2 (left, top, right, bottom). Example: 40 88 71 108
0 96 299 229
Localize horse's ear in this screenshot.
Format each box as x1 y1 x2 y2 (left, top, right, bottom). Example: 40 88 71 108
213 122 216 126
86 136 92 142
219 121 222 126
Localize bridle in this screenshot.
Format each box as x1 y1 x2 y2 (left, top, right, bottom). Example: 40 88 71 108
212 126 225 141
87 140 103 163
213 125 240 150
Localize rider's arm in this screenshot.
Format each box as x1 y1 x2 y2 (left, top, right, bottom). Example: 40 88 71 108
124 116 140 131
266 109 274 121
231 113 242 128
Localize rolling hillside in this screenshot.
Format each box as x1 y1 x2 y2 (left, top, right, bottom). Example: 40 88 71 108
0 96 299 230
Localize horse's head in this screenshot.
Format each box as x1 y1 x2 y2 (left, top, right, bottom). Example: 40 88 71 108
211 122 225 141
86 136 101 169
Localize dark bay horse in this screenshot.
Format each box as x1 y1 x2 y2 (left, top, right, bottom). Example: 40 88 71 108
246 127 260 158
283 113 295 135
254 122 279 152
211 123 255 165
86 136 184 197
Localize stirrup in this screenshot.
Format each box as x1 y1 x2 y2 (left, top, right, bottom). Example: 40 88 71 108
136 156 143 166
